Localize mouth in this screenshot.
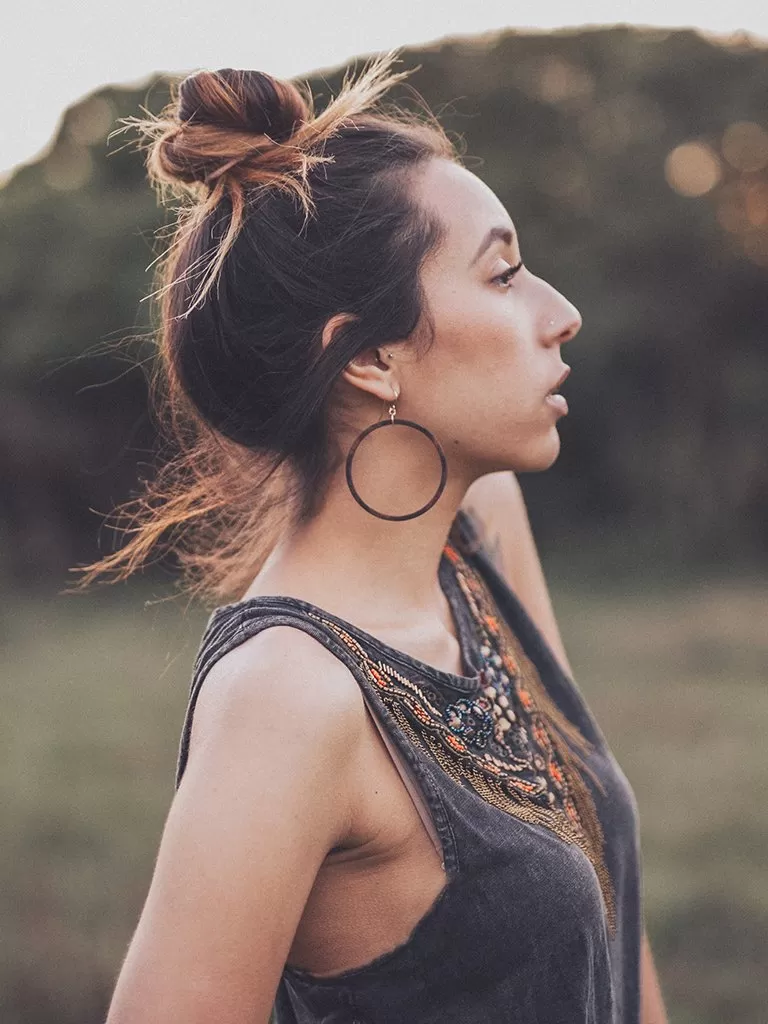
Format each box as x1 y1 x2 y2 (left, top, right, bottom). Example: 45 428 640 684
545 365 570 415
546 365 571 397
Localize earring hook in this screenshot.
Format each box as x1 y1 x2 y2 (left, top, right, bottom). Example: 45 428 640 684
388 382 399 424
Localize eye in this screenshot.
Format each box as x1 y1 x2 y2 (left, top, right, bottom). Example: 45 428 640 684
493 259 524 289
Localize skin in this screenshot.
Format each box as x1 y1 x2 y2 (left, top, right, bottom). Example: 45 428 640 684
106 156 668 1022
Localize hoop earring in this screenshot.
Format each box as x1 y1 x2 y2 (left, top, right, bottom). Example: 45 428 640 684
345 388 448 521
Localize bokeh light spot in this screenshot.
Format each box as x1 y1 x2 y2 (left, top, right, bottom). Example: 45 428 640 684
665 142 722 197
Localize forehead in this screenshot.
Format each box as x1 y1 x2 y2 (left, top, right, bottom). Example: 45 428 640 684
409 158 514 262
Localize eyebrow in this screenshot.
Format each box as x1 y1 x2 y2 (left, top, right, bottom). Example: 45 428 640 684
469 225 517 267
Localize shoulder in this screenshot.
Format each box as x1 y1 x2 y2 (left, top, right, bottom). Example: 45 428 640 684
186 622 368 811
200 621 367 713
462 469 524 523
460 470 526 573
460 471 576 680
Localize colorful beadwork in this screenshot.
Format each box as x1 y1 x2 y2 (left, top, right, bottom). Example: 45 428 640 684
444 696 495 748
305 539 617 935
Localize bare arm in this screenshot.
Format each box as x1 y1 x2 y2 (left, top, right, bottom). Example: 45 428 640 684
461 472 669 1022
106 627 365 1024
640 927 669 1024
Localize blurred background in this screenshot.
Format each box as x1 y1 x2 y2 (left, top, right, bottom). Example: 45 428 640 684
2 10 767 1024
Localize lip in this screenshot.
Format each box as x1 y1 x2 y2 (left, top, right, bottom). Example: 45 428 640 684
546 365 571 396
546 393 568 415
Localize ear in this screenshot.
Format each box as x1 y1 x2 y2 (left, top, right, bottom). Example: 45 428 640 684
322 312 399 404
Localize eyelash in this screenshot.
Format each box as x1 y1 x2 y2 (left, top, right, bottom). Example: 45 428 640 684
493 259 524 288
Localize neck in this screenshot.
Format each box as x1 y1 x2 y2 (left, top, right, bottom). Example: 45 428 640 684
249 464 477 628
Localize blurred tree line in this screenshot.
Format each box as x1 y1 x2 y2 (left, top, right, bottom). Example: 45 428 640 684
1 25 766 590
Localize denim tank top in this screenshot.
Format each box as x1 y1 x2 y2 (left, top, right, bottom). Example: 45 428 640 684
176 509 643 1024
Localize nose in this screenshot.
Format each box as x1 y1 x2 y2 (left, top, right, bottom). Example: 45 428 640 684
547 305 582 346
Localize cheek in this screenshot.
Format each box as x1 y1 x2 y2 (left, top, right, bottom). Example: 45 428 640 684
414 356 540 450
414 279 538 424
433 304 525 382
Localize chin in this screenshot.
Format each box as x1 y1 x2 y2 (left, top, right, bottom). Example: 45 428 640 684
509 432 562 473
473 426 562 475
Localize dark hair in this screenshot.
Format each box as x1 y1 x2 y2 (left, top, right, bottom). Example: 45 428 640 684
72 49 462 604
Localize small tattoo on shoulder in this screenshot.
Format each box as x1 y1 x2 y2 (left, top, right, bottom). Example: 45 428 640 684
464 504 505 575
486 531 505 574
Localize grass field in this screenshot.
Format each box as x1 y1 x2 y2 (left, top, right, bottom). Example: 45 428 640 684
2 572 766 1024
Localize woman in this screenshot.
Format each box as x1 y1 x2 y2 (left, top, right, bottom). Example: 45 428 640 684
83 49 667 1023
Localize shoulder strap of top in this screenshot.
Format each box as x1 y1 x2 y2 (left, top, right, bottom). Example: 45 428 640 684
176 603 364 789
175 601 447 865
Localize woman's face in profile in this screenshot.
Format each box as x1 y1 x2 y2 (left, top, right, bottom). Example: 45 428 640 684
404 158 582 476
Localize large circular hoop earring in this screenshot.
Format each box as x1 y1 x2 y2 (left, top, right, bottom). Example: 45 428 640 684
345 391 448 521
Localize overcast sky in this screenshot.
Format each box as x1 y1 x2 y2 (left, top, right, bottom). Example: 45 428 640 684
4 0 767 178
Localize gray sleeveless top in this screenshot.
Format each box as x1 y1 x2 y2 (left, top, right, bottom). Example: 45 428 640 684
176 509 643 1023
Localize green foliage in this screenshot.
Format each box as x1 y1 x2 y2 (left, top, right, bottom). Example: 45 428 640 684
0 27 767 588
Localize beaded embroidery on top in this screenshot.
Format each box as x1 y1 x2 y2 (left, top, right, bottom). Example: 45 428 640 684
305 539 617 935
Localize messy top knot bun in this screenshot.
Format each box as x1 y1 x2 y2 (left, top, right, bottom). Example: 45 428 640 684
178 68 307 137
77 49 461 604
147 68 311 191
